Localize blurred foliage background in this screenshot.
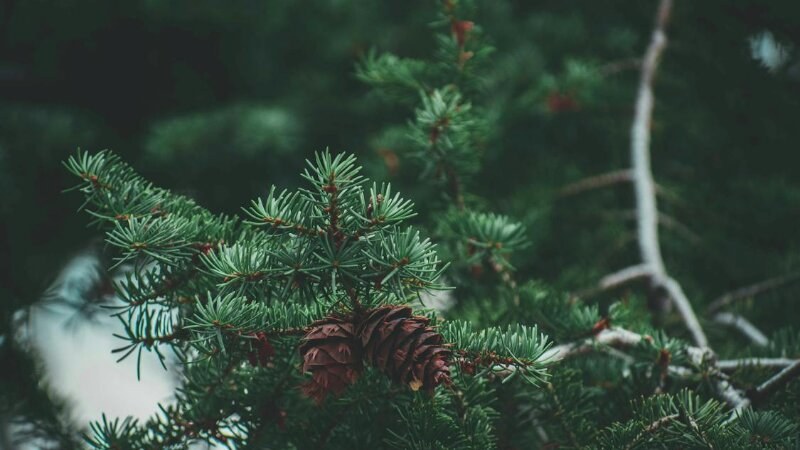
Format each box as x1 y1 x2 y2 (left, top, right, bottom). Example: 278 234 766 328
2 0 800 446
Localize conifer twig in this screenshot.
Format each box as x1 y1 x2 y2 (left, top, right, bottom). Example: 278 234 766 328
705 272 800 314
624 414 679 450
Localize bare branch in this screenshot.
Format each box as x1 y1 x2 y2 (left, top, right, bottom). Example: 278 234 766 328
542 327 645 362
627 0 709 347
600 57 643 76
558 170 668 198
631 0 670 276
656 212 702 244
541 327 746 407
573 264 654 299
659 276 707 347
712 312 768 347
718 358 797 371
750 360 800 404
609 210 701 244
706 272 800 314
558 169 633 197
725 359 800 417
600 264 654 290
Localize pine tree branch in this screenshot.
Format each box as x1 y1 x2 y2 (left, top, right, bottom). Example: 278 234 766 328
712 312 769 347
624 414 680 450
544 381 582 448
705 272 800 314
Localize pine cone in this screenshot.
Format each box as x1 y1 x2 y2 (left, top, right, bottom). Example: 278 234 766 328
357 306 451 393
298 306 452 402
299 316 362 404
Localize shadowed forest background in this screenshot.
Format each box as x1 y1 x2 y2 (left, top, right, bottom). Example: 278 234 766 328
2 0 800 448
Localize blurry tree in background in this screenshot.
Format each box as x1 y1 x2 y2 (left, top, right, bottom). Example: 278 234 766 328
2 0 800 448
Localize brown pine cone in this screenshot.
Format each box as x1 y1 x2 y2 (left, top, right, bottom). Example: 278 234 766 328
357 306 451 393
299 316 362 404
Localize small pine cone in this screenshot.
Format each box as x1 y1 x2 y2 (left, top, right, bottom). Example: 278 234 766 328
299 316 362 404
357 306 451 393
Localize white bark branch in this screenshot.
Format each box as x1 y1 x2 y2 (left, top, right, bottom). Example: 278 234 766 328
712 312 769 347
718 358 797 371
628 0 708 348
600 264 654 290
572 264 654 299
752 360 800 400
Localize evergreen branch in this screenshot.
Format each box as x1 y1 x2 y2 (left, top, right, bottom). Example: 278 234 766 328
111 306 183 379
442 321 551 385
732 410 799 446
185 292 317 353
543 381 583 448
200 243 273 287
623 414 679 450
113 265 197 309
243 187 320 236
712 312 769 347
517 281 610 341
602 390 728 448
106 216 193 268
353 182 417 230
355 51 428 99
706 271 800 314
